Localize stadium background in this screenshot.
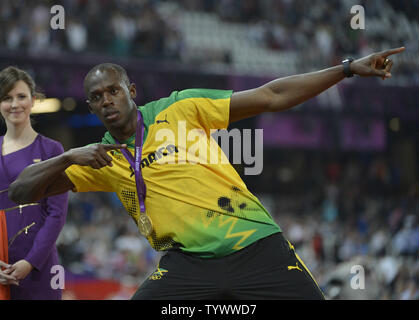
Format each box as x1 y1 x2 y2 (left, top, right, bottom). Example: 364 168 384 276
0 0 417 299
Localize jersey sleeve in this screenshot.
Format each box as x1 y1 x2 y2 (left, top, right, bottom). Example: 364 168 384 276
65 163 114 193
175 89 233 130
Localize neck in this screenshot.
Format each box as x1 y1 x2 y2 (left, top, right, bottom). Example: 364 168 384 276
4 120 37 143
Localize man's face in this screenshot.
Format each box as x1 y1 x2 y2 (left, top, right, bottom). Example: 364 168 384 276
85 69 136 130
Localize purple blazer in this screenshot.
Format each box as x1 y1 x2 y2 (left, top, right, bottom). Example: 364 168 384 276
0 134 68 300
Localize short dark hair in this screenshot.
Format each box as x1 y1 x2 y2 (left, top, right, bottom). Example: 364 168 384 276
84 63 130 95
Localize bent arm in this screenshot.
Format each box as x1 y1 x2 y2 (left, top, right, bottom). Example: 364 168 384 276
8 153 74 204
8 143 126 204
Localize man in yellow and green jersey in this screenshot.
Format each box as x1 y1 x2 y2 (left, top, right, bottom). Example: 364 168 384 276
65 88 281 258
9 46 404 299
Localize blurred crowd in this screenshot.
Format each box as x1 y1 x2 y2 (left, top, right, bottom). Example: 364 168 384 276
259 150 418 299
56 150 418 300
183 0 418 70
0 0 184 60
0 0 417 74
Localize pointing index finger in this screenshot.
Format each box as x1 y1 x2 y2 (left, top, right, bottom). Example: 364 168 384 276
103 144 127 150
381 46 405 57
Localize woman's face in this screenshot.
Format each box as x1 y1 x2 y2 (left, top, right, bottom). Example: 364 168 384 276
0 80 34 127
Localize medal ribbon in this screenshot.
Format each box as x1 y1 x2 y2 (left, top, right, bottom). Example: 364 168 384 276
114 110 146 213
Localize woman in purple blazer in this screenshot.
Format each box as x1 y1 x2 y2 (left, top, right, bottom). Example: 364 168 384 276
0 66 68 299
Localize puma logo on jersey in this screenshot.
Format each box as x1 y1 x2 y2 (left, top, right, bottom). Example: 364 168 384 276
156 114 169 124
288 262 303 272
149 268 168 280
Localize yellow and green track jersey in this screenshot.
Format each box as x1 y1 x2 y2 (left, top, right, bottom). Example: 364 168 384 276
65 89 281 258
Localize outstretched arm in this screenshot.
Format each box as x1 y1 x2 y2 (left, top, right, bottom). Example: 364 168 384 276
8 144 127 204
229 47 405 123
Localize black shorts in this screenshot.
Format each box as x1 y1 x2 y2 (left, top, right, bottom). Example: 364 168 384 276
131 232 325 300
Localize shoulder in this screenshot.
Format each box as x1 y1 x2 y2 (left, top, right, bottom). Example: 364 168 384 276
37 134 64 154
37 134 63 148
140 89 233 122
174 89 233 101
143 89 233 109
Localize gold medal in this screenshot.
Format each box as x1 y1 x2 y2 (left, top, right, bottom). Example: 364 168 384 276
138 211 153 237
